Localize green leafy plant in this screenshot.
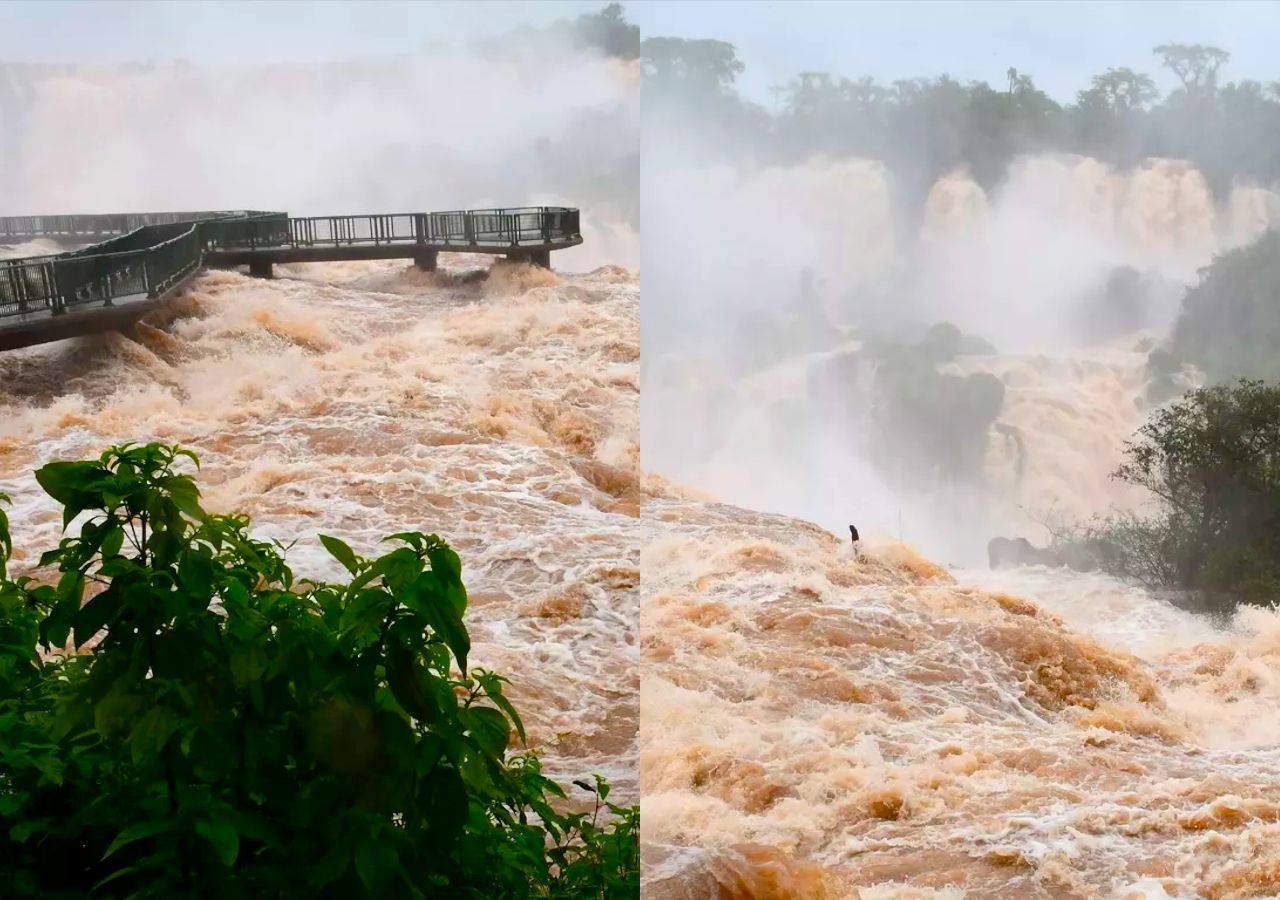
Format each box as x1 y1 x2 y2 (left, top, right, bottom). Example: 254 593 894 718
1169 231 1280 386
1078 380 1280 612
0 442 637 898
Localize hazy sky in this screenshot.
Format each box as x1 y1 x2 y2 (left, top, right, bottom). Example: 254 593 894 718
0 1 596 64
4 0 1275 106
631 1 1280 105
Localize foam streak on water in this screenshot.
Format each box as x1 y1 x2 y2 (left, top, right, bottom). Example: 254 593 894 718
0 257 639 799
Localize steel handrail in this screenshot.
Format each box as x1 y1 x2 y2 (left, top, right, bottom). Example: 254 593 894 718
0 207 581 319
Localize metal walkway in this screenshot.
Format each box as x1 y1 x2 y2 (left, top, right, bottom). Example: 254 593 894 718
0 207 582 350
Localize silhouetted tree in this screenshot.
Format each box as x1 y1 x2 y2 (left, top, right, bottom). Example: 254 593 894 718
1153 43 1230 95
641 37 744 96
641 31 1280 209
572 3 639 60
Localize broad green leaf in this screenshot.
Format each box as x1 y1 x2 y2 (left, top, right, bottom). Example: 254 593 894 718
229 641 269 687
375 547 423 594
35 755 64 786
465 706 511 757
338 589 393 652
101 522 125 558
427 544 462 581
319 534 360 575
382 531 425 551
174 446 201 469
160 475 203 519
97 556 135 577
93 864 150 892
0 493 10 572
354 835 397 892
128 705 179 765
195 818 239 867
104 819 177 859
308 844 350 887
34 460 102 505
9 817 54 843
178 551 215 600
386 640 441 724
224 810 278 847
73 588 122 648
486 686 527 745
419 764 468 843
406 574 470 672
42 586 81 650
56 568 85 608
432 569 469 619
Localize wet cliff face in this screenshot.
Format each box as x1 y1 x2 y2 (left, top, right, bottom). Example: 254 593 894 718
0 257 640 800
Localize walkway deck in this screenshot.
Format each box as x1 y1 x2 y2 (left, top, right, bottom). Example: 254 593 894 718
0 207 582 350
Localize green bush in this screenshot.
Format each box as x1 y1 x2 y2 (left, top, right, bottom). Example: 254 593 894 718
0 443 638 898
1092 379 1280 611
920 322 961 365
1169 231 1280 384
870 343 1005 482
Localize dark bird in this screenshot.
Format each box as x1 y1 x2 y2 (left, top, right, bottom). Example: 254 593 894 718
849 524 860 548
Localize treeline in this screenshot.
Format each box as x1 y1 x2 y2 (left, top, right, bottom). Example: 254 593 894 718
477 3 639 61
643 37 1280 204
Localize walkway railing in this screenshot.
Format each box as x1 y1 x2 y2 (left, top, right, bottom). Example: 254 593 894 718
0 211 279 243
201 208 579 251
0 207 580 320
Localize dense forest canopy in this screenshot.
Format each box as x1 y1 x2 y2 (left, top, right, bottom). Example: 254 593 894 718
642 36 1280 204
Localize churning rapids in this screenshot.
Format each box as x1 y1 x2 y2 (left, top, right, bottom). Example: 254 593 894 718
641 155 1280 899
0 255 639 802
641 496 1280 899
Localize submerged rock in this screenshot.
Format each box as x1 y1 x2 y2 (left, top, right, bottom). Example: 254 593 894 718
988 536 1063 569
988 535 1121 572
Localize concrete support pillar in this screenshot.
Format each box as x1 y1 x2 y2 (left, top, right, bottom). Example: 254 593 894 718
248 259 273 279
506 249 551 269
412 249 438 272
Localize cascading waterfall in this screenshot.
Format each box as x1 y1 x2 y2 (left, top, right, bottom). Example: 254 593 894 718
641 153 1280 898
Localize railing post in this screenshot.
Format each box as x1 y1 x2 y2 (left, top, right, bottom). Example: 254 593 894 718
9 265 28 313
144 256 156 299
464 213 474 245
48 262 65 316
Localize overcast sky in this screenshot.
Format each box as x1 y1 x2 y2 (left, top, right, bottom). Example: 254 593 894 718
3 1 1275 105
0 1 592 64
631 1 1280 105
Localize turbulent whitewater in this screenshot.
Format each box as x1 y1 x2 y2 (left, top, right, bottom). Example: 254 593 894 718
0 256 639 800
641 154 1280 897
641 490 1280 898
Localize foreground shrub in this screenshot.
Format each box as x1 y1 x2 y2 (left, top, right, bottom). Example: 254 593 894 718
0 443 637 898
1088 380 1280 611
